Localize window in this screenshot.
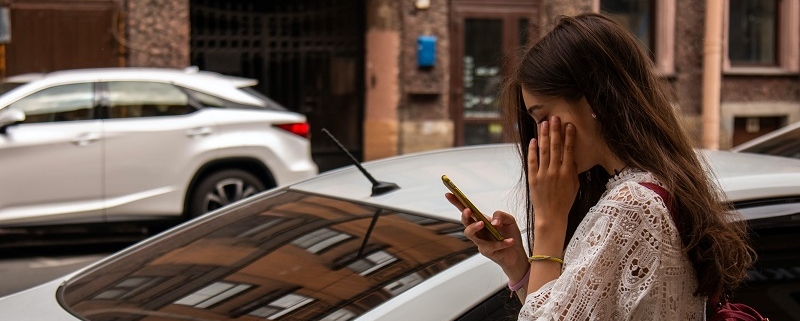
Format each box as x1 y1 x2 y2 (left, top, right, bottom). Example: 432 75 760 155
174 281 251 308
383 272 424 296
10 83 94 123
320 308 357 321
728 0 777 66
292 228 352 253
93 277 162 300
106 81 194 118
602 0 654 51
248 293 315 319
346 250 398 276
724 0 800 73
598 0 676 74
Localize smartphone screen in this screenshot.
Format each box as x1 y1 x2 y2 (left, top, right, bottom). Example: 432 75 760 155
442 175 504 241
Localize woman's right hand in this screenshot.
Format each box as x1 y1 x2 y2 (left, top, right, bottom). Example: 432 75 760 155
445 193 529 280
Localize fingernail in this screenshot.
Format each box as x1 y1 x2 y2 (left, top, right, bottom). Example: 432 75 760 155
492 219 499 225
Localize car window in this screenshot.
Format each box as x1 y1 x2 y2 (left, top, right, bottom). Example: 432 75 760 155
187 88 226 107
106 81 195 118
736 126 800 159
60 191 478 321
239 86 287 111
9 83 94 123
733 201 800 319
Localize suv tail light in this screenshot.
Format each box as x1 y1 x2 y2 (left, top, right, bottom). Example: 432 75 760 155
274 122 310 139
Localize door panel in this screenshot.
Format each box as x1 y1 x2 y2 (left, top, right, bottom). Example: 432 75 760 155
0 83 102 225
101 82 214 219
0 121 103 225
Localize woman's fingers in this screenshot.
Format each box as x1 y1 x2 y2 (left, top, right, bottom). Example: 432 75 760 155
464 220 514 251
549 116 562 167
562 123 576 172
527 138 538 180
445 192 466 212
538 120 550 171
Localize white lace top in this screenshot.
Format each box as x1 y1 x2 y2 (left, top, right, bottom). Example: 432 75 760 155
519 169 706 320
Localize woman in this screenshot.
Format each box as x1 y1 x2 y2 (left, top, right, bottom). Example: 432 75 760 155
446 13 754 319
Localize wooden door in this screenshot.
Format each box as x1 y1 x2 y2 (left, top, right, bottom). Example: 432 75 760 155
450 0 540 146
6 1 120 76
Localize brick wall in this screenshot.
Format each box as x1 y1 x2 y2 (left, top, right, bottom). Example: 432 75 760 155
125 0 189 68
397 0 452 154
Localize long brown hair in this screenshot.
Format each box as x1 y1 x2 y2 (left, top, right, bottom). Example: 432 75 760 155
500 13 754 297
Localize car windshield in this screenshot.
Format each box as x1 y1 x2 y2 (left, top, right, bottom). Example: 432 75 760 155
736 125 800 159
59 190 477 321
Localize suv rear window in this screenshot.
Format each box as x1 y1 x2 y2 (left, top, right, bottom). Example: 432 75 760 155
60 191 477 321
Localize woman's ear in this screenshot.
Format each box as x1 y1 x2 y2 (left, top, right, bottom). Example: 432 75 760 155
580 96 596 119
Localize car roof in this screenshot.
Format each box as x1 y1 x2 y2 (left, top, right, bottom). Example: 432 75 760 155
0 67 266 107
3 73 45 83
291 144 527 224
292 144 800 223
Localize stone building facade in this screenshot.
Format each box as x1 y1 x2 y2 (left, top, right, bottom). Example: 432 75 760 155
367 0 800 158
4 0 798 164
125 0 189 68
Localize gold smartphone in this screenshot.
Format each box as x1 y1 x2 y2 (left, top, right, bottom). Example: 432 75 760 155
441 175 504 241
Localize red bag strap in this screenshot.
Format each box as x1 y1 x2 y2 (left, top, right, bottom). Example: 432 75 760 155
638 182 681 230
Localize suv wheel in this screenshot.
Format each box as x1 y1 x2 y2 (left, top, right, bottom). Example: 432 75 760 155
189 169 266 218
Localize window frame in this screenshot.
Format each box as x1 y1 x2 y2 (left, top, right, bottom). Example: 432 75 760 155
723 0 800 74
595 0 676 76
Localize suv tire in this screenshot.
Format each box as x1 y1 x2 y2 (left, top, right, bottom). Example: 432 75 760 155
188 169 266 218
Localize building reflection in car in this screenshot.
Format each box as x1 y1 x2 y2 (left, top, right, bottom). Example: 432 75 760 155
60 191 478 321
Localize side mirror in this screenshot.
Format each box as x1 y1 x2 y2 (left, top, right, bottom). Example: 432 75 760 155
0 108 25 134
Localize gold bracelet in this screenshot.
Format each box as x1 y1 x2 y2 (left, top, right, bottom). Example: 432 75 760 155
528 255 564 264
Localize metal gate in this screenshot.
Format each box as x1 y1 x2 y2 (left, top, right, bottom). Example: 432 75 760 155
190 0 365 172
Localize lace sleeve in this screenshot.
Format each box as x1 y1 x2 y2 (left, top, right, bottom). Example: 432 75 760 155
519 182 683 320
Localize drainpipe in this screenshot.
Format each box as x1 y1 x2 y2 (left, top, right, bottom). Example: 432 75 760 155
702 0 723 150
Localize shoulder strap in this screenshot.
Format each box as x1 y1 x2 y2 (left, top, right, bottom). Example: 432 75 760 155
638 182 679 226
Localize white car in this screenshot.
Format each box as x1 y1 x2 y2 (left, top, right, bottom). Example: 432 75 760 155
0 144 799 320
0 68 318 227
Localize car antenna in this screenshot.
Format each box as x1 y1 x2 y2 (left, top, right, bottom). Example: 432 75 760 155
321 128 400 196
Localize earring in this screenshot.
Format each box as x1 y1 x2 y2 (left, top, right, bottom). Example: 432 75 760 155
592 113 597 119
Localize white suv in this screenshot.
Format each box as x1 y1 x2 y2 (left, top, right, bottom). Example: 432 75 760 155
0 67 318 227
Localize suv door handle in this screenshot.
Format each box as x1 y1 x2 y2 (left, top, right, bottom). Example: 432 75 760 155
72 133 101 146
186 126 212 138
